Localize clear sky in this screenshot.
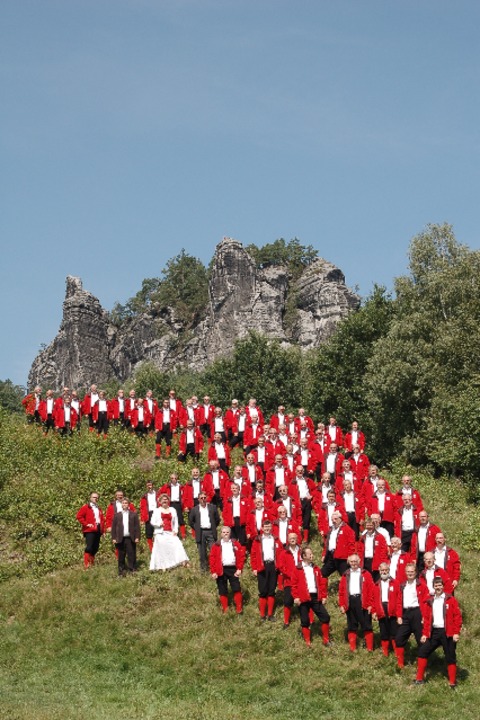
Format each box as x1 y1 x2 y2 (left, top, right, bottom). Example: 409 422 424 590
1 0 479 387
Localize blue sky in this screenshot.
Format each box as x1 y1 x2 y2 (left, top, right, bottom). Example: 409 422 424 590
2 0 479 387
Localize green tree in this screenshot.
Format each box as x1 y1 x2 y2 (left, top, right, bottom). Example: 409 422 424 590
200 332 304 414
304 285 394 434
0 379 25 414
365 223 480 471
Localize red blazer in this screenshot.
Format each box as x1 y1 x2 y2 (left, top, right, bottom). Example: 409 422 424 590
395 489 424 512
158 483 185 507
362 477 391 501
421 594 462 637
22 393 37 415
177 406 195 428
139 492 159 522
395 579 430 618
209 540 246 576
373 578 399 618
339 569 374 611
348 453 370 482
195 404 215 426
222 497 250 526
54 405 79 429
292 564 328 604
203 469 230 499
294 448 320 475
326 425 343 447
246 509 274 539
316 503 347 536
245 406 265 425
336 490 366 524
224 408 240 434
278 546 302 587
409 523 442 560
241 463 265 487
250 535 283 572
394 506 420 537
419 566 453 595
273 498 302 526
269 413 286 430
154 409 178 432
357 531 389 571
322 522 356 560
178 428 204 455
344 430 366 452
265 439 286 464
143 398 158 420
272 518 301 543
368 492 397 524
207 442 231 467
108 398 125 420
243 422 264 449
389 552 409 584
437 546 461 583
76 504 105 534
38 399 55 422
294 416 315 435
182 480 210 510
264 465 293 497
130 407 152 429
80 394 96 416
209 415 227 441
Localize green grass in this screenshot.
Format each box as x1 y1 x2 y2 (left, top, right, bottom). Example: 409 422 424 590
0 415 479 719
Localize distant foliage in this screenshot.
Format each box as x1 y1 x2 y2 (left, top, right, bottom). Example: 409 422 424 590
200 332 304 415
0 379 25 414
245 237 318 280
110 250 209 327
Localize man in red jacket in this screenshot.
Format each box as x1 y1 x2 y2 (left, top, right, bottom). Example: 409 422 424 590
292 546 331 647
76 492 105 568
22 385 42 423
250 519 283 621
415 576 462 687
321 511 356 579
372 561 399 657
339 553 375 651
394 562 430 668
209 526 245 614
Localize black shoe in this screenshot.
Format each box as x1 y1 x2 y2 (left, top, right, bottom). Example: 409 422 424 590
267 615 276 622
260 617 266 623
413 680 425 685
449 684 457 690
283 623 290 629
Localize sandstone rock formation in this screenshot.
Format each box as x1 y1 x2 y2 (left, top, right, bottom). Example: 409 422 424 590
28 238 360 390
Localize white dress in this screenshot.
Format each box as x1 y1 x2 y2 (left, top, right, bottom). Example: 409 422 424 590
149 507 189 571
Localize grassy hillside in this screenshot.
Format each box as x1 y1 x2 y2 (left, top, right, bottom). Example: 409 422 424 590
0 412 479 720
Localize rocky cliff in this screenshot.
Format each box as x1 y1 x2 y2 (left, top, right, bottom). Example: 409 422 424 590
28 238 360 390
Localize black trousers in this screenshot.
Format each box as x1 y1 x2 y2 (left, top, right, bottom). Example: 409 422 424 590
396 607 423 647
97 411 109 435
301 498 312 531
300 593 330 628
230 519 246 546
84 528 101 556
156 425 172 445
321 550 348 578
170 501 184 528
379 601 397 641
178 442 198 462
257 562 278 598
401 529 414 553
216 565 241 595
346 595 372 633
197 529 215 570
116 537 137 574
418 628 457 664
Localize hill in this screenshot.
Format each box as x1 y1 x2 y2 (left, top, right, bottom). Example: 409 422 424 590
0 412 478 720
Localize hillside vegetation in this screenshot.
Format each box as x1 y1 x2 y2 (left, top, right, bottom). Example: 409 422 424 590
0 411 479 720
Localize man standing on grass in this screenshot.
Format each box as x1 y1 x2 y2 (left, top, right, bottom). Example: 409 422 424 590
76 492 105 568
111 498 140 576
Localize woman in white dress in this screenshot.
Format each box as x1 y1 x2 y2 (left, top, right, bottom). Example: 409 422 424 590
149 494 190 571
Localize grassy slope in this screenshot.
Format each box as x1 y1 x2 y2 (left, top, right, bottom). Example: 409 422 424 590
0 416 479 720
